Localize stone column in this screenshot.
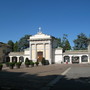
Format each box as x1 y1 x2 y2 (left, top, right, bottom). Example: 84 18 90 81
17 56 19 62
69 56 72 64
79 56 82 64
88 41 90 62
30 44 32 60
10 56 12 62
35 44 37 62
49 42 52 64
43 43 46 58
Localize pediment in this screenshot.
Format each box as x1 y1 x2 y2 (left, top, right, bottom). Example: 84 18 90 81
30 32 51 40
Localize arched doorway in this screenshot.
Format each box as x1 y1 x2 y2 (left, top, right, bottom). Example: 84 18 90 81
81 55 88 62
6 57 10 62
64 56 70 62
12 57 17 63
72 56 79 64
37 51 43 62
19 56 24 62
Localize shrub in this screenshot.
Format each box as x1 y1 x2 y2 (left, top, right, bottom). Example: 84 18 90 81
5 62 9 67
31 62 34 67
16 62 22 69
0 63 3 67
9 62 15 66
16 62 22 66
25 62 30 65
9 62 15 69
35 62 39 66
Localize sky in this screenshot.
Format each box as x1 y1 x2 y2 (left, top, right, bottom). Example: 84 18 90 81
0 0 90 47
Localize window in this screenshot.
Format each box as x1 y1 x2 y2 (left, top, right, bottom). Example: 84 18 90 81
81 55 88 62
64 56 70 62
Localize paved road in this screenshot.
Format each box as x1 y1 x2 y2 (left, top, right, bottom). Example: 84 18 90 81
50 64 90 90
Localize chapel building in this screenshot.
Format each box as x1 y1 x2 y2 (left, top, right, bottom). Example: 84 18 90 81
8 29 90 64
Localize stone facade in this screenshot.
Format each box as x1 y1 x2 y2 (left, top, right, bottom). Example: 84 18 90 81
8 31 90 64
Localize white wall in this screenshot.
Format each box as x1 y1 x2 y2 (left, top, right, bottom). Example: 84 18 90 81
24 49 30 55
54 48 63 64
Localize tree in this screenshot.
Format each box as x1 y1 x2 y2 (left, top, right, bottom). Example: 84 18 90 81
55 37 62 47
64 39 71 50
61 34 71 51
7 40 14 52
14 41 18 52
73 33 88 50
18 35 31 51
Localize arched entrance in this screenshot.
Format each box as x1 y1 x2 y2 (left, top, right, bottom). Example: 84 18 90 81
64 56 70 62
37 51 43 62
6 57 10 62
19 56 24 62
81 55 88 62
12 57 17 63
72 56 79 64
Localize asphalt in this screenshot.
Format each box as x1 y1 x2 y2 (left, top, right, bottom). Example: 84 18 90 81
50 64 90 90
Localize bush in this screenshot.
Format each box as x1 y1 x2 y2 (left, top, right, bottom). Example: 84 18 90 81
25 62 30 65
30 62 34 67
16 62 22 66
16 62 22 68
25 58 30 67
41 58 46 65
5 62 9 67
9 62 15 66
0 63 3 67
35 62 39 66
9 62 15 69
25 58 29 62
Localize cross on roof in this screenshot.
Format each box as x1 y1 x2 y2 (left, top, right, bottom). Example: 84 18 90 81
38 27 42 34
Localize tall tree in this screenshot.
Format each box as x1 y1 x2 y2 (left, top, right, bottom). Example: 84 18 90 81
55 37 62 47
64 39 71 50
18 35 31 51
73 33 88 50
7 40 14 52
61 34 71 51
14 41 18 52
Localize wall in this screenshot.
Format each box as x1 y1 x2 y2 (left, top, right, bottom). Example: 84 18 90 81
53 48 63 64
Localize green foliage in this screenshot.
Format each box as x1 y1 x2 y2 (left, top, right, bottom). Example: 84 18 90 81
73 33 88 50
5 62 9 67
18 35 31 51
14 41 18 52
61 34 71 51
7 40 14 52
30 62 34 65
25 62 30 65
64 40 71 50
35 62 39 64
25 58 30 65
0 63 3 67
7 35 31 52
16 62 22 66
55 38 62 47
9 62 15 66
55 34 71 51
